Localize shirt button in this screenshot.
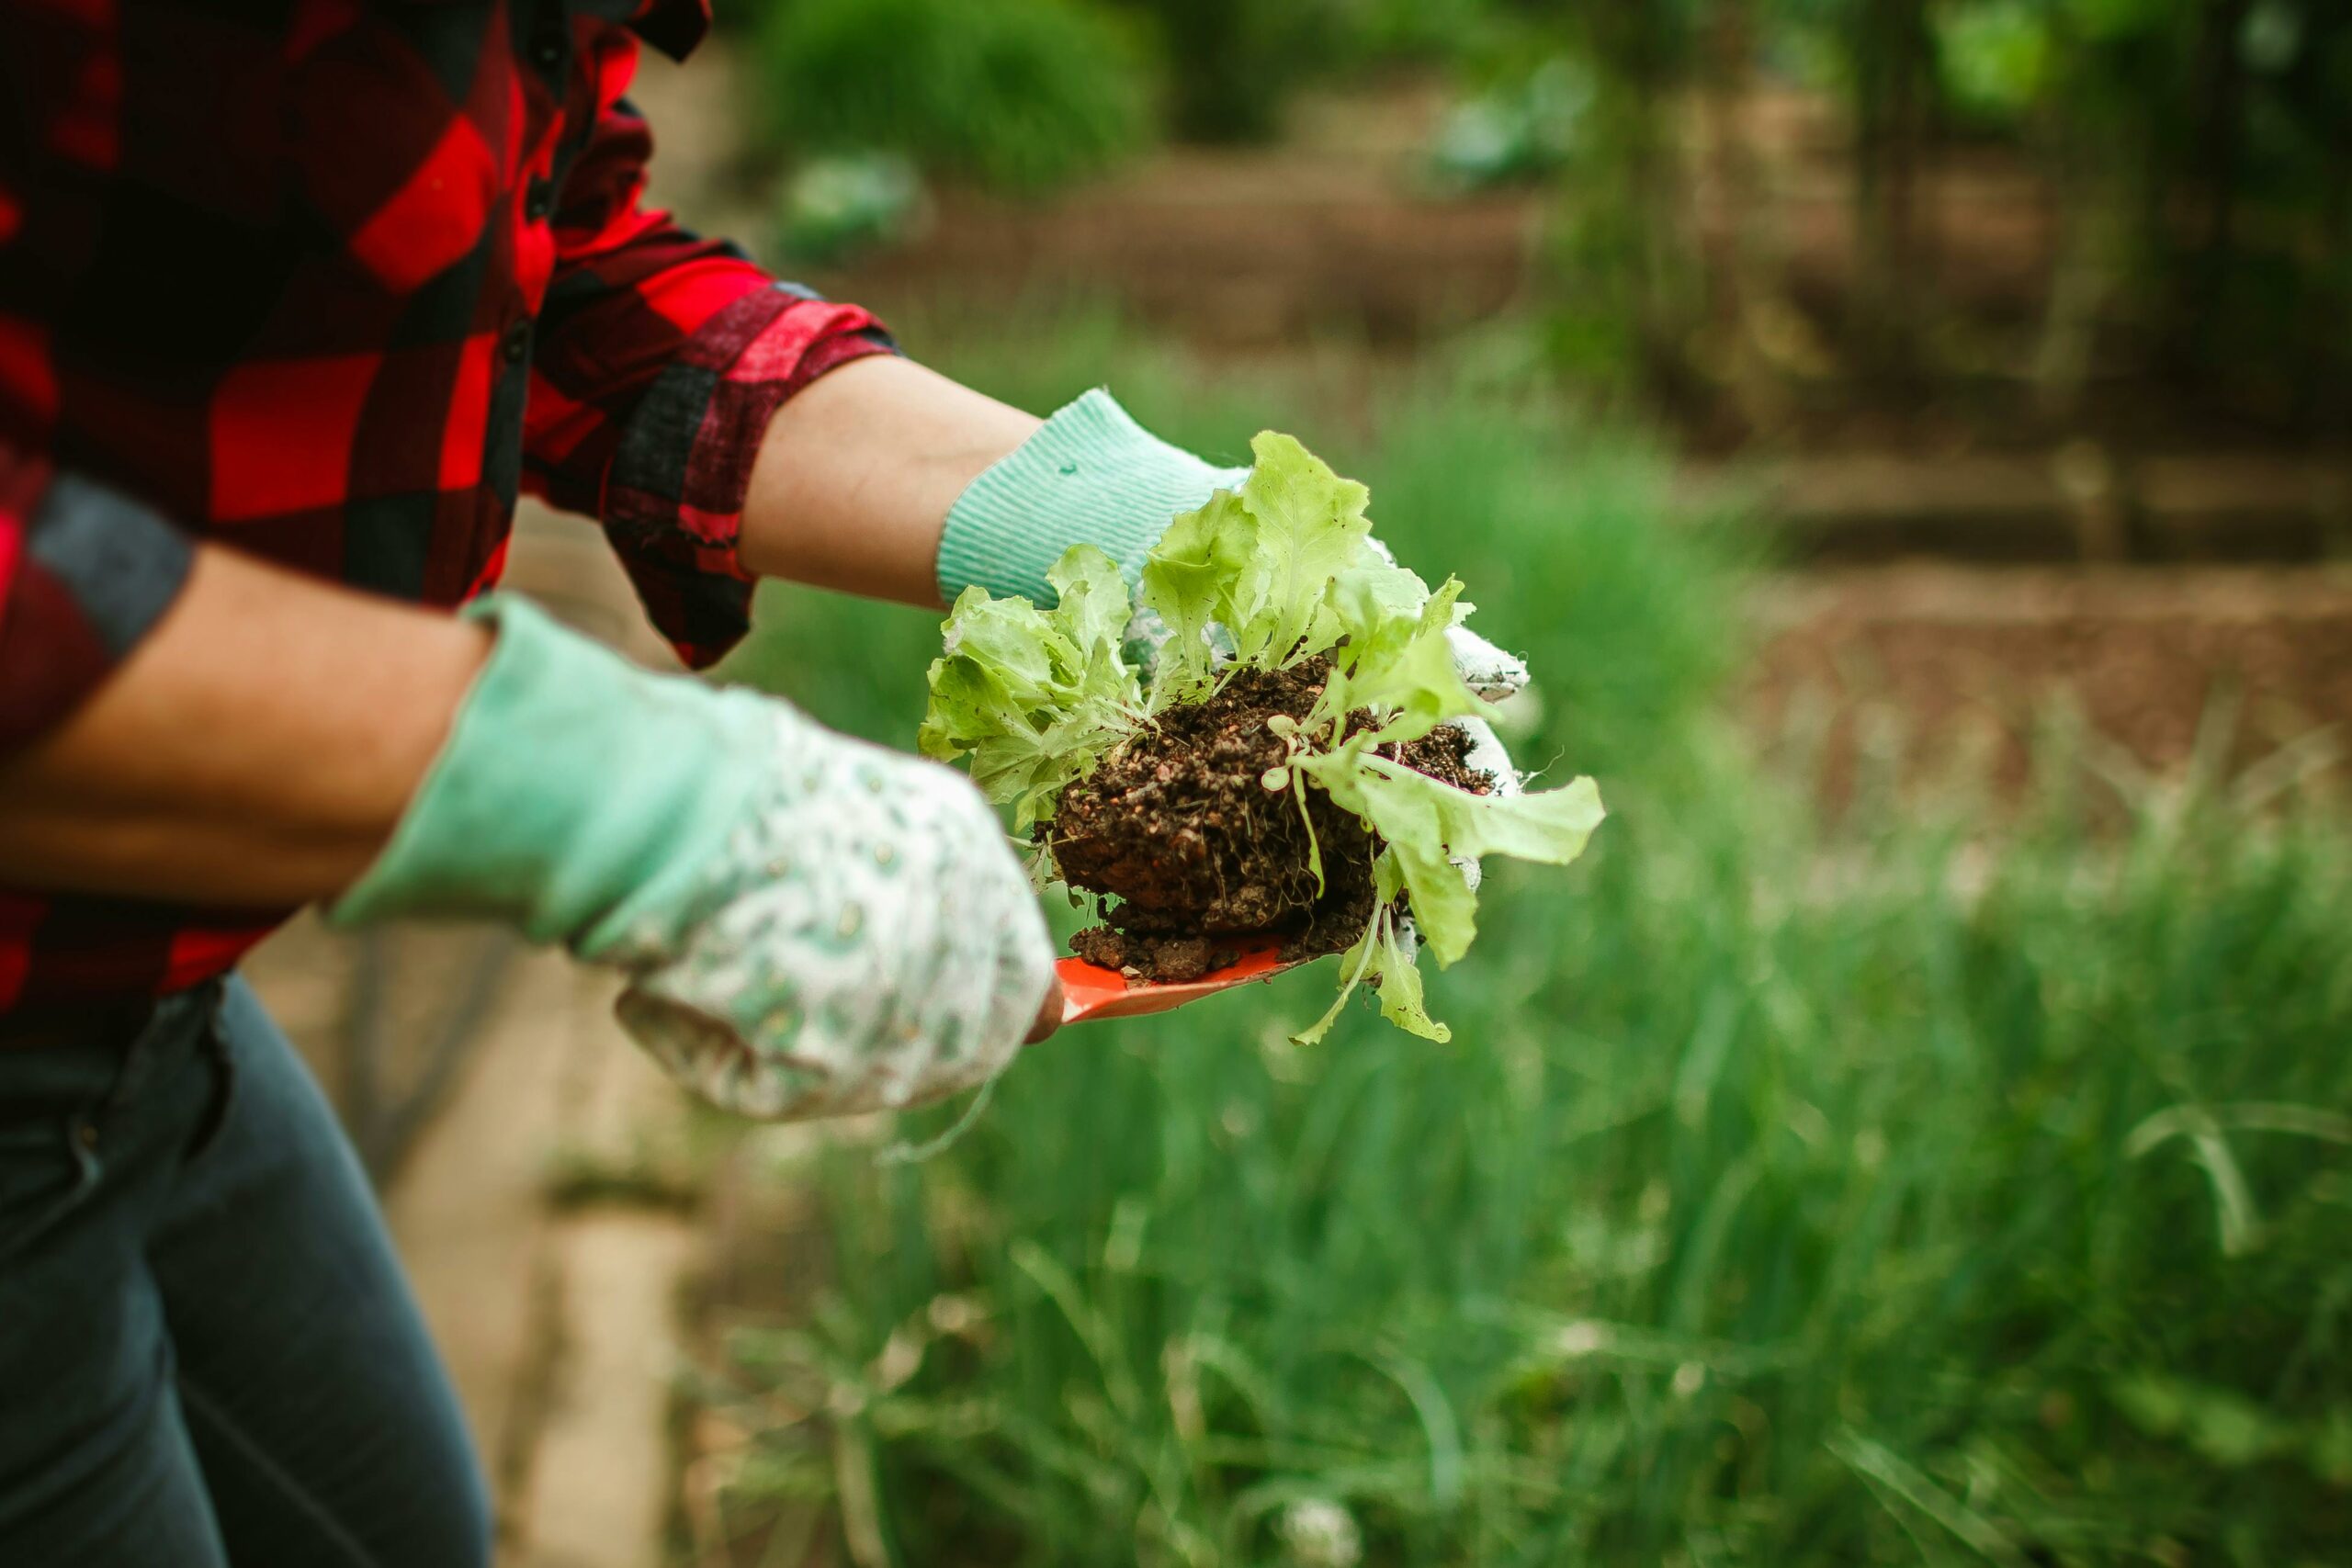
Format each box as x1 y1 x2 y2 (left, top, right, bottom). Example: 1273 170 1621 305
525 181 554 222
502 321 532 365
533 28 565 70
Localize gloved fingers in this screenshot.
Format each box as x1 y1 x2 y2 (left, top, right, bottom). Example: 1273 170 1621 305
1453 711 1521 796
1025 972 1067 1044
1123 604 1177 673
608 718 1057 1122
1392 912 1423 964
1447 624 1530 702
1447 712 1521 897
613 985 807 1118
977 822 1060 1055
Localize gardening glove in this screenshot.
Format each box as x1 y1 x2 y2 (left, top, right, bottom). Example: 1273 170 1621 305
331 595 1056 1122
939 388 1533 871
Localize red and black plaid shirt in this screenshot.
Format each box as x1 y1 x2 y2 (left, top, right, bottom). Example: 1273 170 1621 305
0 0 894 1010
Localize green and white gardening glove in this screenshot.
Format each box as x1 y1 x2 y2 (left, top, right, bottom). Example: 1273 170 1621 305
940 388 1531 895
331 595 1056 1122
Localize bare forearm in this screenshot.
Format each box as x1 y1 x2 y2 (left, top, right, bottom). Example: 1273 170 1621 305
0 545 490 906
738 355 1039 606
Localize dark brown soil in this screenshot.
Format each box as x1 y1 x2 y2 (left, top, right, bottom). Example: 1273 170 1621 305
1050 660 1493 982
1064 930 1243 983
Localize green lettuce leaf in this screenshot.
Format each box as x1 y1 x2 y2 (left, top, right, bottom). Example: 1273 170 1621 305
919 546 1142 830
1310 600 1476 751
1291 568 1602 1000
1136 488 1252 708
1051 539 1136 664
1135 432 1410 698
1223 432 1374 671
1306 754 1604 966
1294 853 1450 1044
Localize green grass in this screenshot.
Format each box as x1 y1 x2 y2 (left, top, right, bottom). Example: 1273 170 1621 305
698 318 2352 1566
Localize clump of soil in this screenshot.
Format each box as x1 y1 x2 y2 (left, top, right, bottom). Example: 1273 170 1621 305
1062 930 1243 983
1050 660 1493 982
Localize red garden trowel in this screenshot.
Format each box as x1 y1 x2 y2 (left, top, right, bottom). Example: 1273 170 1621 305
1057 943 1307 1025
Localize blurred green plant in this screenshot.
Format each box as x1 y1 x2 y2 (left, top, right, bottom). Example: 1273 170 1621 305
773 151 927 265
734 0 2351 414
1468 0 2352 420
696 310 2352 1564
1815 0 2351 409
1932 0 2054 123
1105 0 1328 144
1428 57 1593 190
1537 5 1709 395
1102 0 1561 147
750 0 1151 194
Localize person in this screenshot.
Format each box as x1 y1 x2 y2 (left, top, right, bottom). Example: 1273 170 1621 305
0 0 1521 1560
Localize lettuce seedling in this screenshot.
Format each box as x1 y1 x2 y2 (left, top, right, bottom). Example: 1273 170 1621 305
922 432 1603 1041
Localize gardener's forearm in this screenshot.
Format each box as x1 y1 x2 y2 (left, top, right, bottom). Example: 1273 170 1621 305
0 545 490 906
739 355 1041 607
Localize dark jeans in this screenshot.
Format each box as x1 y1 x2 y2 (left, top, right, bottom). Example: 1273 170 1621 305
0 976 492 1566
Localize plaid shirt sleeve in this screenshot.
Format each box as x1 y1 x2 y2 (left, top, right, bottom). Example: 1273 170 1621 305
522 30 895 669
0 451 196 760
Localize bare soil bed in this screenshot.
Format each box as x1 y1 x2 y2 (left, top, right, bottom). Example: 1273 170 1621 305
1747 566 2352 798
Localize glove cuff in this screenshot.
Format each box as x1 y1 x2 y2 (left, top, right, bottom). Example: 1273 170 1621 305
329 594 766 954
936 389 1247 607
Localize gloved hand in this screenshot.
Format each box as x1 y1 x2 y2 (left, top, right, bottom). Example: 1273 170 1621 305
939 389 1535 886
331 595 1057 1121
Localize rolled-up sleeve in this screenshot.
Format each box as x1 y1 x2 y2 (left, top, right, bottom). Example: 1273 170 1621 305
523 31 894 669
0 455 196 758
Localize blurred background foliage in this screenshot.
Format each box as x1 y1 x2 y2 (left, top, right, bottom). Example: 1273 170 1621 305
735 0 2352 435
751 0 1153 193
